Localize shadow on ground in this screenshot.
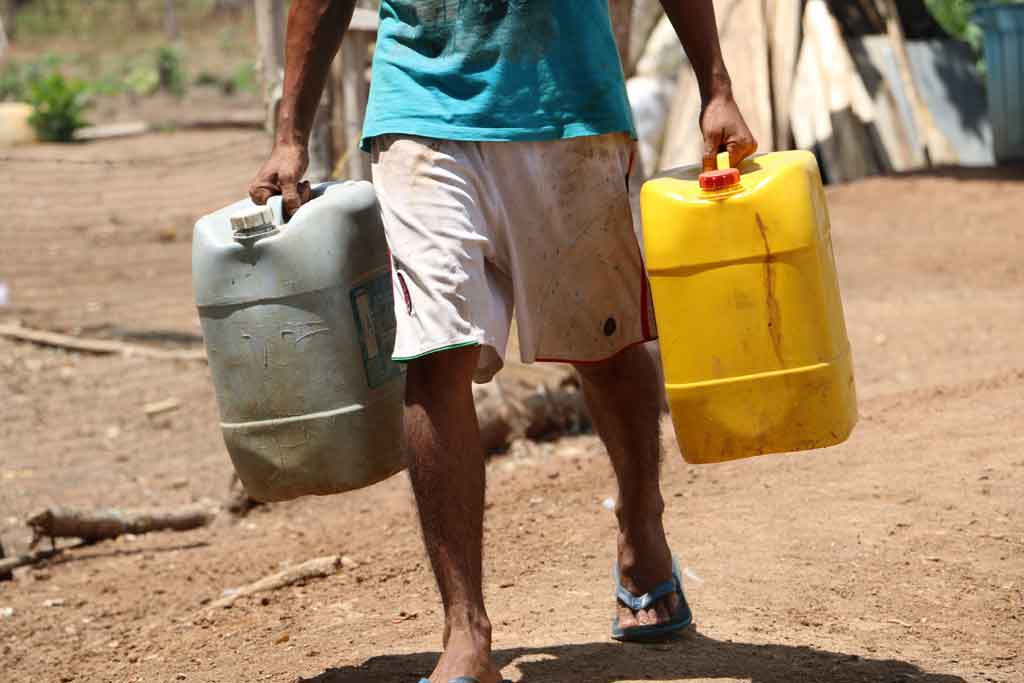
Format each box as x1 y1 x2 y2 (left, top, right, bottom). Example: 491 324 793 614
301 631 966 683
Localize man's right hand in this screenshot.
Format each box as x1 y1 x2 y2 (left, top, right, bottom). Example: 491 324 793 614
248 142 312 217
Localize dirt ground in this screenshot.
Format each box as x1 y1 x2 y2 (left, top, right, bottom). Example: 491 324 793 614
1 129 1022 683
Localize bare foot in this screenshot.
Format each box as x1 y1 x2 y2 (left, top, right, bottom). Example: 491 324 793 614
427 625 503 683
615 522 681 630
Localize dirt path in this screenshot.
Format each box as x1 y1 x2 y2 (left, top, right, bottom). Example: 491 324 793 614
1 133 1021 683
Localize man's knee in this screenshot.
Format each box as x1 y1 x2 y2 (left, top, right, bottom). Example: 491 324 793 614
575 343 657 386
405 344 481 402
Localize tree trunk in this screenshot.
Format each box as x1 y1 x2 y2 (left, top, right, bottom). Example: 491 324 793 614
1 0 14 42
164 0 179 40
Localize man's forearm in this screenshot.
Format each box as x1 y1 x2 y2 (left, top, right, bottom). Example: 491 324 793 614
277 0 356 146
659 0 732 103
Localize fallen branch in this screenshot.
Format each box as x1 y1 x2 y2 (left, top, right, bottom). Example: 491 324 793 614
73 121 151 142
27 504 215 546
210 555 343 608
143 398 182 417
0 323 206 362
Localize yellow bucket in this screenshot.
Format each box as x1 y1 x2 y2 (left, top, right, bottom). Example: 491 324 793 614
641 151 857 464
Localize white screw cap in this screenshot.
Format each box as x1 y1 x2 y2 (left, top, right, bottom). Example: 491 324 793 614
230 205 275 234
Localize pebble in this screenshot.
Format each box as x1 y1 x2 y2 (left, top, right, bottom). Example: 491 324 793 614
42 598 65 608
0 607 14 619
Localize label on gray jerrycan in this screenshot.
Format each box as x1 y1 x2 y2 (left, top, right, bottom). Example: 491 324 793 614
192 181 406 502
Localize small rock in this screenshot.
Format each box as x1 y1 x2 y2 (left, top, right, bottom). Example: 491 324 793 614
42 598 65 608
176 674 187 680
275 632 290 644
601 497 616 511
873 333 887 345
170 478 189 490
0 607 15 619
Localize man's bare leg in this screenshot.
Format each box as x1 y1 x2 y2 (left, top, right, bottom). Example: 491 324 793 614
575 344 681 629
405 345 502 683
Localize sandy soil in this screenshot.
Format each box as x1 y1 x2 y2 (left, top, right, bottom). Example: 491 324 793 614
1 130 1022 683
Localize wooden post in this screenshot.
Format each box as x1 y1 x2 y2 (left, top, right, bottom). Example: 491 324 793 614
255 0 336 180
877 0 953 165
307 86 335 182
0 0 13 58
2 0 15 42
0 15 8 62
255 0 286 134
333 8 378 181
340 34 369 180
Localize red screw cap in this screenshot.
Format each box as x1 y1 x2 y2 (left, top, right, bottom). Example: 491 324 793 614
699 168 741 191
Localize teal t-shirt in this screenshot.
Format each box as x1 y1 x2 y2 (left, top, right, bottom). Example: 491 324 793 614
360 0 636 149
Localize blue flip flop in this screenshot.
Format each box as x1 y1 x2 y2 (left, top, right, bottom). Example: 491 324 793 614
611 556 693 642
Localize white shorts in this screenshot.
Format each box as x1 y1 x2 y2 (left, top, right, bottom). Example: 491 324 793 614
370 132 657 383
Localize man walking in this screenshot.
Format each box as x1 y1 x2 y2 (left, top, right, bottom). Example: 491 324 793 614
250 2 756 681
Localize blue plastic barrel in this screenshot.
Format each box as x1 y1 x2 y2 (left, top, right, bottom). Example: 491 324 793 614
977 4 1024 163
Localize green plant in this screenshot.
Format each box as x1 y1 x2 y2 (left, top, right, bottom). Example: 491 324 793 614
227 61 257 94
156 45 187 96
925 0 1024 65
26 72 91 142
123 62 160 97
1 55 71 103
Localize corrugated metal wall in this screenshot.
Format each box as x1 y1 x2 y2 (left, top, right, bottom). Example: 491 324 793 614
978 4 1024 163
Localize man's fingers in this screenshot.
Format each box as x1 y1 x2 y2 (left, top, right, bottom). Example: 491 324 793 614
249 181 279 206
281 178 308 220
727 135 759 169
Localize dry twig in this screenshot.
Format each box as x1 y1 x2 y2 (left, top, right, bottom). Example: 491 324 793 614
210 555 343 608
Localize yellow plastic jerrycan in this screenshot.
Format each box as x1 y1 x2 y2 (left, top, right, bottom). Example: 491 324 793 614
641 151 857 464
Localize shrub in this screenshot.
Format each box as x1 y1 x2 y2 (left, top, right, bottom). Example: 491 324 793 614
26 73 91 143
156 45 187 96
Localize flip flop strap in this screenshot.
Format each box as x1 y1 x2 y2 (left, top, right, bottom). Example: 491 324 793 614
616 574 680 611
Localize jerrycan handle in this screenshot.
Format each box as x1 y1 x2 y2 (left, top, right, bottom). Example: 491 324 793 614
699 154 742 193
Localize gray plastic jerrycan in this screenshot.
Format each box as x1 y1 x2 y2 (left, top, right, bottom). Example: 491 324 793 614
192 181 406 502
